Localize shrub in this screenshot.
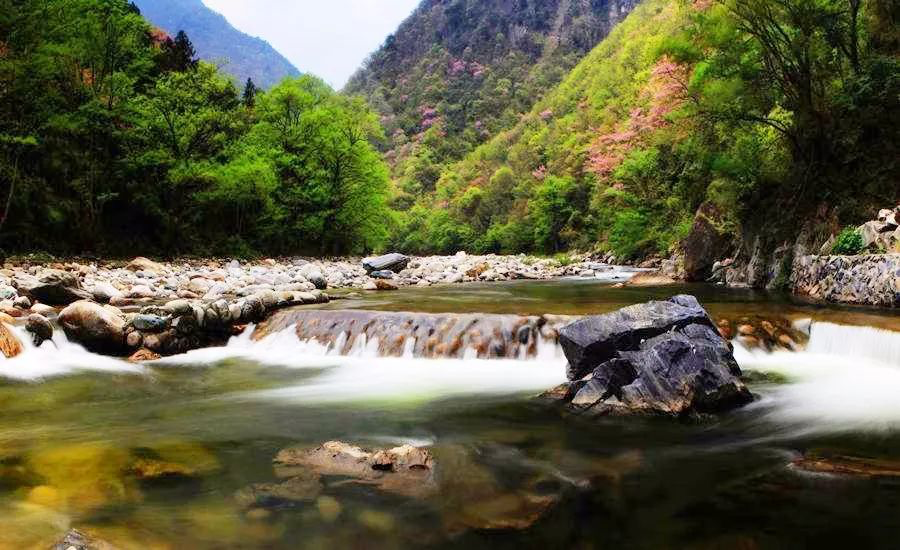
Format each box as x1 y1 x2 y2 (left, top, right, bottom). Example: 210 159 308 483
831 227 864 255
609 209 650 259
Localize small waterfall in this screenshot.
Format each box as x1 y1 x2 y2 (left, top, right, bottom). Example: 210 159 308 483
0 324 142 381
255 309 573 360
736 321 900 433
806 322 900 366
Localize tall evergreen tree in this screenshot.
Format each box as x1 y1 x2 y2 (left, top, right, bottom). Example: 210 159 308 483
160 30 197 72
242 78 258 108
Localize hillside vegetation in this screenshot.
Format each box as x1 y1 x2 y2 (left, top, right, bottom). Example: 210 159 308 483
0 0 896 265
388 0 899 262
345 0 639 206
132 0 299 88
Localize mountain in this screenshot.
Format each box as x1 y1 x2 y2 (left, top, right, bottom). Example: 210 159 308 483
345 0 639 197
132 0 299 88
386 0 899 273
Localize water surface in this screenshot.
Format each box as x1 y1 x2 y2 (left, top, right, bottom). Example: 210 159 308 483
0 280 898 549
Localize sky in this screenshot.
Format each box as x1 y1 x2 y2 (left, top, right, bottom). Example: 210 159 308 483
202 0 421 89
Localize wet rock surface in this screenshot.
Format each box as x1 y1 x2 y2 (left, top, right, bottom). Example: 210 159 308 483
550 295 753 416
25 313 53 346
58 301 127 354
791 452 900 478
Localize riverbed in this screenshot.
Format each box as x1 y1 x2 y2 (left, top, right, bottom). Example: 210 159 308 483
0 280 898 549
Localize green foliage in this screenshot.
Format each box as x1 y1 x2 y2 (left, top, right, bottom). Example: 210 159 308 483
609 210 650 260
391 0 899 258
831 227 865 255
0 0 391 255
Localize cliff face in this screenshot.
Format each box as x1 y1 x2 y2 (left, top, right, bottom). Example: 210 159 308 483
132 0 299 88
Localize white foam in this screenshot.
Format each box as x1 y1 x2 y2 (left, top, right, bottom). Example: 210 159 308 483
0 324 143 381
155 324 568 404
736 322 900 434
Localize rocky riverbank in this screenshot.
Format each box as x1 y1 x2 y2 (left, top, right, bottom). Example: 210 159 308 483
0 252 621 304
0 253 633 358
791 254 899 308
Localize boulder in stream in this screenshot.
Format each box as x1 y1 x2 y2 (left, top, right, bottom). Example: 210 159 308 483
551 295 753 416
25 313 53 346
58 301 127 354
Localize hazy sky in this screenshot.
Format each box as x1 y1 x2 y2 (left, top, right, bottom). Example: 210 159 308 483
202 0 420 88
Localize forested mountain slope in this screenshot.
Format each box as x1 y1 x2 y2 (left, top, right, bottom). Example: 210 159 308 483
132 0 299 88
345 0 639 203
389 0 899 273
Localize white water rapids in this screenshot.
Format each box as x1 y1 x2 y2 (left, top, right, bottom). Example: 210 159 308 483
1 319 899 432
736 321 900 433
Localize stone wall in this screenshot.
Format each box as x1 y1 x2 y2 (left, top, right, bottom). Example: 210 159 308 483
791 254 899 308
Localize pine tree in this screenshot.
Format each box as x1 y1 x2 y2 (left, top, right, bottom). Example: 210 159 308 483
161 30 198 72
242 78 258 108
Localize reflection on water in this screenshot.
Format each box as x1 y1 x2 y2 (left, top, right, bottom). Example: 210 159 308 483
0 280 898 549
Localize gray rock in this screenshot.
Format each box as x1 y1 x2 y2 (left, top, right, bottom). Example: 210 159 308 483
133 314 170 333
91 282 123 303
13 295 31 309
559 295 714 381
369 270 395 280
362 253 409 274
0 285 17 300
15 269 92 306
25 313 53 346
163 299 194 316
552 296 752 416
305 271 327 290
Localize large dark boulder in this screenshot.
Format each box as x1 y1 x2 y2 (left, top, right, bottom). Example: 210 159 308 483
552 295 752 416
14 269 92 306
559 294 714 381
362 253 409 274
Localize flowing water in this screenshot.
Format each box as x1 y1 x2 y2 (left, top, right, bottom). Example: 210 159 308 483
0 280 899 549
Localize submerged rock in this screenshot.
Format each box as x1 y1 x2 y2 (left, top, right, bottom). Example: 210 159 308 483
129 458 197 481
551 295 752 416
128 348 161 362
791 453 900 478
52 529 117 550
274 441 436 498
235 471 323 509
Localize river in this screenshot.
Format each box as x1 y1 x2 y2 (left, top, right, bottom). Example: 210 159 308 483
0 280 898 549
